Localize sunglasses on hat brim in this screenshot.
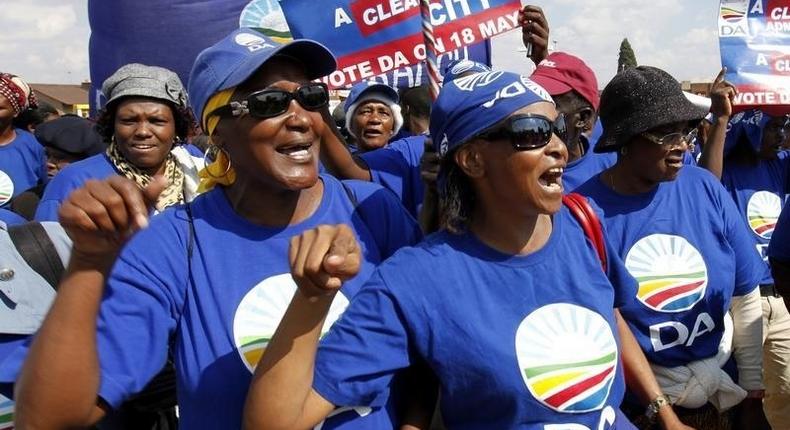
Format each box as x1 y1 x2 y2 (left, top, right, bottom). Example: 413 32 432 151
208 82 328 120
478 113 568 150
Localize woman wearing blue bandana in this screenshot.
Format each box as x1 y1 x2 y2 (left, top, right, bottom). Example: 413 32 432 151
4 29 421 429
245 71 692 429
575 66 765 429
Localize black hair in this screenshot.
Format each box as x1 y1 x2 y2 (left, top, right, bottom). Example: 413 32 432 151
440 149 476 233
399 85 431 120
12 102 59 130
95 96 195 144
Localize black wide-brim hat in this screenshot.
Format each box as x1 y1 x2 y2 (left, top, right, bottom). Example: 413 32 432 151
594 66 709 153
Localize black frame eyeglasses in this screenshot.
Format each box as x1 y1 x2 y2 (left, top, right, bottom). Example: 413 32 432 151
479 113 568 150
208 82 329 120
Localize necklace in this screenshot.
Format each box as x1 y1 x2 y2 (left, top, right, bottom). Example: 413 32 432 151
606 169 617 193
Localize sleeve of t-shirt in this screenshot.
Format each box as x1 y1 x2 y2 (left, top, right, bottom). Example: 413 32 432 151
33 173 74 221
769 204 790 261
716 179 763 295
313 271 412 408
344 180 423 259
357 137 424 217
586 200 637 308
93 215 189 408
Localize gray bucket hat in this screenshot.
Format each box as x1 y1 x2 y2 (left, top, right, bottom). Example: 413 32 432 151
594 66 708 153
102 63 188 109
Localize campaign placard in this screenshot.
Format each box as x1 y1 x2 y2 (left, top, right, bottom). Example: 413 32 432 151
281 0 520 88
719 0 790 109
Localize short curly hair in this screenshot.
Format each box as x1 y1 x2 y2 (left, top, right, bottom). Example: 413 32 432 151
95 96 195 144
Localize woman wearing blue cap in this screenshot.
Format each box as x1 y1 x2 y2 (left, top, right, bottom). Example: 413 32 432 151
6 29 421 429
245 71 690 429
574 66 765 429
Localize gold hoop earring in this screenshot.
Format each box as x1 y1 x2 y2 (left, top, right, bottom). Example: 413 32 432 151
203 144 232 179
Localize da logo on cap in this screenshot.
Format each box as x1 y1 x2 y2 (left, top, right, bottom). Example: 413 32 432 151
747 191 781 240
516 303 618 413
626 234 708 313
234 32 274 52
0 171 14 206
454 71 504 92
232 273 349 372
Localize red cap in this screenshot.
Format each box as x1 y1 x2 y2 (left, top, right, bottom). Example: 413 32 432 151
530 52 599 111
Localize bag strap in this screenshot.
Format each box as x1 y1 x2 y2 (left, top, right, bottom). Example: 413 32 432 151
8 222 65 290
562 193 608 273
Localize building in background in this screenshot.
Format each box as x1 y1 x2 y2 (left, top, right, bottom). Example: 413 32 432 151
681 80 713 97
30 82 90 117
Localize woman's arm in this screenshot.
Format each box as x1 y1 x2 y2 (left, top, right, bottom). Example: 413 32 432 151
696 68 736 179
14 177 165 428
319 108 372 181
244 225 360 430
615 310 692 430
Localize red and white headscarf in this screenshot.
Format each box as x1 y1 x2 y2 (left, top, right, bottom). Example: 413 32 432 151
0 73 37 115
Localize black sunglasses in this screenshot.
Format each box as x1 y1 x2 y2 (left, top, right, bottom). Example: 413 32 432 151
479 113 567 150
208 82 329 120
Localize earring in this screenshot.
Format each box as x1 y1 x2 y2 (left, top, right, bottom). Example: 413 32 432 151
619 146 628 156
203 144 232 178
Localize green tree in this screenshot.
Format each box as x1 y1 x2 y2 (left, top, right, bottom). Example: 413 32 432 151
617 38 638 73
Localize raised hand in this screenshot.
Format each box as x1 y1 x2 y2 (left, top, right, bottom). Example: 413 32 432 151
289 224 361 298
58 175 167 266
710 67 737 119
519 5 550 64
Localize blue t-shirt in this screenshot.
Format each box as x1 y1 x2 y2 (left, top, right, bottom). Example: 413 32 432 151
0 209 25 226
0 175 421 429
721 155 790 285
769 200 790 261
575 167 763 367
358 135 425 218
0 129 46 207
565 136 616 192
34 153 118 221
313 207 638 429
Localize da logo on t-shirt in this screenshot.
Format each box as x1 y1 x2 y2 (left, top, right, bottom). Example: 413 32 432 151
232 273 350 372
747 191 781 240
625 234 707 313
515 303 618 413
0 395 13 430
0 171 14 206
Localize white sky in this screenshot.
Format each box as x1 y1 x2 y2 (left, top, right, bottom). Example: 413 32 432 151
0 0 722 87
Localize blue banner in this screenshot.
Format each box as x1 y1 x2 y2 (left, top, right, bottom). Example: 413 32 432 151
280 0 516 87
719 0 790 111
88 0 492 114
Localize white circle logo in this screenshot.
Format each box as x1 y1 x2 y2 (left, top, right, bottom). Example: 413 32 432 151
0 171 14 206
747 191 781 240
232 274 349 372
516 303 618 413
625 234 708 313
239 0 292 43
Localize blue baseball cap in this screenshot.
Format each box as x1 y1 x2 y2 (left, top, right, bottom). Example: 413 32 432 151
442 59 491 83
188 28 337 128
430 70 554 158
343 81 402 138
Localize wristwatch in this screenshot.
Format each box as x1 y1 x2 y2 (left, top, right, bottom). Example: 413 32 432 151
645 394 671 421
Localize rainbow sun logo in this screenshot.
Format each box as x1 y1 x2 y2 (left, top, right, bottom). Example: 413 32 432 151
239 0 292 43
625 234 708 313
0 171 13 206
516 304 618 413
233 274 349 372
747 191 781 240
720 5 746 22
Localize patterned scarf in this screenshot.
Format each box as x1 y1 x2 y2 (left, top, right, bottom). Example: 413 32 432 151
106 138 185 211
0 73 37 114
